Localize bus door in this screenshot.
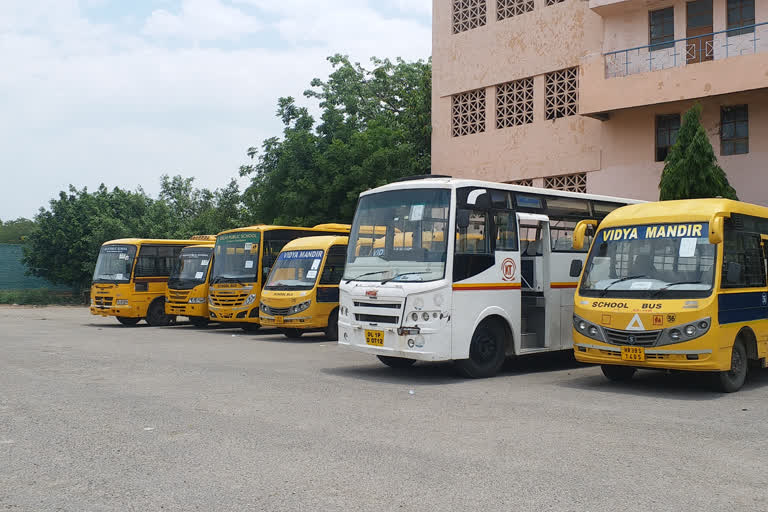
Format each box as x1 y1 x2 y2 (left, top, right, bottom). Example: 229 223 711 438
517 213 553 350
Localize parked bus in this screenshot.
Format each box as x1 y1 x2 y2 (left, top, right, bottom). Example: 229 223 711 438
337 177 641 377
259 235 348 339
165 243 216 327
571 198 768 392
90 236 215 326
208 224 350 330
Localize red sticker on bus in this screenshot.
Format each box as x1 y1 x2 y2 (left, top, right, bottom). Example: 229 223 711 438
501 258 516 281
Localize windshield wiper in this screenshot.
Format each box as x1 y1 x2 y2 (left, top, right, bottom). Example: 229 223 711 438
380 272 431 284
651 281 704 298
211 276 246 285
345 270 389 284
599 275 649 297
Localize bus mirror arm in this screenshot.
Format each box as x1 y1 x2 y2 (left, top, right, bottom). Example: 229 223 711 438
708 212 729 244
573 220 598 250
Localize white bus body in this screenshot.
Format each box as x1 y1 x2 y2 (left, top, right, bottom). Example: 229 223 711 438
338 177 643 377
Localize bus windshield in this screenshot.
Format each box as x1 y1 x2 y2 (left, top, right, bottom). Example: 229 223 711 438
344 188 450 283
265 250 324 291
93 244 136 283
211 232 261 284
580 222 716 298
169 248 213 290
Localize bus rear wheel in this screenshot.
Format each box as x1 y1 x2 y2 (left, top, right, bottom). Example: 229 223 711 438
325 309 339 341
715 340 747 393
280 328 303 339
455 320 506 378
601 364 636 382
377 355 416 368
116 316 140 326
146 299 172 327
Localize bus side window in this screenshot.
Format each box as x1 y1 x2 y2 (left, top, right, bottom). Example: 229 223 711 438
723 231 766 288
494 211 518 251
135 246 158 277
320 245 347 285
456 211 490 254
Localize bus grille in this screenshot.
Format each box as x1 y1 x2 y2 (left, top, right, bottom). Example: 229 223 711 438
167 290 191 304
353 301 401 309
354 313 400 324
603 328 661 346
94 296 113 307
209 291 248 307
262 305 292 316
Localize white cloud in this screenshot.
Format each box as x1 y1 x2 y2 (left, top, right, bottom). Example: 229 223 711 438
0 0 431 219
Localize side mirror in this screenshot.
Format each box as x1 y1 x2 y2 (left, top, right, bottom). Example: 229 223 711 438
709 212 728 244
573 219 598 250
726 261 743 285
569 259 584 278
457 210 470 230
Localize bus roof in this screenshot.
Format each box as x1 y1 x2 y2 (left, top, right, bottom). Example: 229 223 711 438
182 243 215 250
102 238 214 246
281 235 349 252
599 198 768 228
359 177 645 205
215 224 350 236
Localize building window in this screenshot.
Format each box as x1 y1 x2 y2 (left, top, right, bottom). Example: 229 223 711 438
649 7 675 50
721 105 749 155
545 68 578 120
655 114 681 162
452 89 486 137
544 173 587 193
496 78 534 128
497 0 534 19
509 179 534 187
453 0 486 34
727 0 755 36
546 0 565 5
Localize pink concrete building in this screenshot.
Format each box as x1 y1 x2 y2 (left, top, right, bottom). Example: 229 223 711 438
432 0 767 203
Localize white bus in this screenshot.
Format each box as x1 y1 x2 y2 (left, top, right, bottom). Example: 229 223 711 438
337 177 643 377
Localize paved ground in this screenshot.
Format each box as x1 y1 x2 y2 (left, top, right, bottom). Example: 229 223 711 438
1 306 768 511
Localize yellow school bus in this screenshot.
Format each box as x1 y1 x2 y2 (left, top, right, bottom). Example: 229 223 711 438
571 198 768 392
165 243 215 327
209 224 350 331
90 237 214 326
259 236 348 339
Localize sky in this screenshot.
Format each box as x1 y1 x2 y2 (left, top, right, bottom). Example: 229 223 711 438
0 0 432 220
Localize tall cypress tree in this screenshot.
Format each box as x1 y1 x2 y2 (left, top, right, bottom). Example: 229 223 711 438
658 104 738 201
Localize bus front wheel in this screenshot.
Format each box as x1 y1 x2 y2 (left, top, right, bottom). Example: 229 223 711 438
455 320 506 378
325 309 339 341
377 355 416 368
601 364 636 382
715 340 747 393
146 299 172 327
116 316 140 327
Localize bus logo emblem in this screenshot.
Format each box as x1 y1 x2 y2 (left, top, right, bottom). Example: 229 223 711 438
627 335 637 345
366 290 378 299
501 258 516 281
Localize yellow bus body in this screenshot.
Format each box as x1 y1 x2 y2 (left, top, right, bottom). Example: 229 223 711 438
165 243 215 325
572 199 768 390
90 238 214 326
208 224 350 328
260 236 348 338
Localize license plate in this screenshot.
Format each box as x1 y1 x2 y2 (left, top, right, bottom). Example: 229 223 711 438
274 316 284 324
365 330 384 347
621 346 645 362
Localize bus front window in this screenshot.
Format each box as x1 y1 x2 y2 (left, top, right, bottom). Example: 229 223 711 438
344 188 450 283
93 244 136 283
169 249 213 290
211 233 261 284
580 222 716 298
265 250 324 291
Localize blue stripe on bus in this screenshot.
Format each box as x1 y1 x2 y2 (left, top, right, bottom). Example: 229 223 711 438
718 291 768 325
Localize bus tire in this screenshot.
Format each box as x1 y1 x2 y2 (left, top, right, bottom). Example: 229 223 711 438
240 323 260 332
455 320 506 378
601 364 636 382
715 339 748 393
146 299 172 327
377 355 416 368
325 309 339 341
190 317 209 328
281 328 303 339
116 316 140 327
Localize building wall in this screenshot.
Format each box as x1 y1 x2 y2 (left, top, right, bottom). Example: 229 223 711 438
432 0 605 184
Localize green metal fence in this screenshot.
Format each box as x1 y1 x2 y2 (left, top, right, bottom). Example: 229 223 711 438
0 244 71 291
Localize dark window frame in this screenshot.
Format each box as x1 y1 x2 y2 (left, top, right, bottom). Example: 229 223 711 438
649 7 675 50
655 113 681 162
727 0 755 36
319 245 348 285
721 105 749 156
722 229 766 289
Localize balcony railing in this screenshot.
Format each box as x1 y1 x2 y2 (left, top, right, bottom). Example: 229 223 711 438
605 23 767 78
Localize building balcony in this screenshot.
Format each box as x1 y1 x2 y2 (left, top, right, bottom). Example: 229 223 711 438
580 23 768 118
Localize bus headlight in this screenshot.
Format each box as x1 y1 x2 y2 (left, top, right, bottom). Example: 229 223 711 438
669 329 682 341
243 294 258 306
411 312 419 322
684 325 696 337
189 297 206 304
572 315 604 343
657 317 711 345
289 300 311 315
260 302 268 314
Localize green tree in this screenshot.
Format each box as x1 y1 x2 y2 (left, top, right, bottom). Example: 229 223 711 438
0 218 37 244
659 104 738 201
242 54 432 225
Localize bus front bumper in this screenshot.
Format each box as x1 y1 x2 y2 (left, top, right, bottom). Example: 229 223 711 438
89 305 140 318
208 305 259 323
166 302 207 317
260 314 325 330
573 337 727 372
337 321 451 362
